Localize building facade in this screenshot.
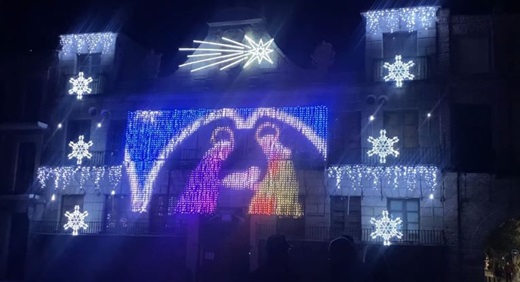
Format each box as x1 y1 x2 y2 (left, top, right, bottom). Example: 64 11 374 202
1 5 519 282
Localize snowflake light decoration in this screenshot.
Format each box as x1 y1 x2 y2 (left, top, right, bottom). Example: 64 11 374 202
63 205 89 236
383 55 414 87
367 130 399 164
370 210 403 246
68 135 93 165
69 72 93 99
179 35 274 72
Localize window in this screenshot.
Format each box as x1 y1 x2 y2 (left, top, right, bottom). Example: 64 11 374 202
105 120 126 165
388 198 419 230
67 120 91 142
451 104 493 172
330 111 361 164
76 53 102 76
383 32 417 58
384 110 419 148
149 194 178 233
277 213 305 239
105 195 130 232
14 142 36 194
454 36 490 74
330 196 361 239
60 195 85 226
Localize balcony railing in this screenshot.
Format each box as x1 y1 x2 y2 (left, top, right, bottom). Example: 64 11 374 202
372 56 430 82
40 150 123 166
256 224 446 246
332 146 448 167
30 220 187 236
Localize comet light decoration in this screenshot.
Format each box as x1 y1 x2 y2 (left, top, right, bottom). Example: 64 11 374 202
64 205 89 236
69 72 93 99
179 35 274 72
370 210 403 246
68 135 93 165
383 55 415 87
125 106 327 214
367 129 399 163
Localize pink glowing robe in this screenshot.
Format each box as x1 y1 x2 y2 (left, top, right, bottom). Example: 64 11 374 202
175 141 233 214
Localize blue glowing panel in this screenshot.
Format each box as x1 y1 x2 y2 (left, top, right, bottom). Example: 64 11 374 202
125 106 327 213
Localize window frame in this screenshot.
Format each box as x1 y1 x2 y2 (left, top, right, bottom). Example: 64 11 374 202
387 198 420 231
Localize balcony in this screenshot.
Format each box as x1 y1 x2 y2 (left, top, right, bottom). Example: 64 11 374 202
372 56 430 83
30 220 187 237
256 224 445 246
332 146 448 167
40 150 123 166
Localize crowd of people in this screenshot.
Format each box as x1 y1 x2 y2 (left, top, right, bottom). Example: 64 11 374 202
248 234 389 282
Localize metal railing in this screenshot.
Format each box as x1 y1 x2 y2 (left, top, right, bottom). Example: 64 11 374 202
30 220 187 236
331 147 448 167
256 224 446 246
372 56 430 82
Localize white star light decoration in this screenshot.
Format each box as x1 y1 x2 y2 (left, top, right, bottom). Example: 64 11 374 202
370 210 403 246
68 135 93 165
179 35 274 72
69 72 93 99
367 130 399 164
64 205 89 236
383 55 415 87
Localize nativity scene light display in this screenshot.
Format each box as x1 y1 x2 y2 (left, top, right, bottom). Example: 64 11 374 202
125 106 328 217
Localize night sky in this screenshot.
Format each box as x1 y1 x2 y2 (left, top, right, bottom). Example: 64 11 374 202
0 0 514 73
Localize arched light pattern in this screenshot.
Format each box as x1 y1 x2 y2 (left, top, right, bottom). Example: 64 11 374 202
64 205 89 236
69 72 93 99
362 6 439 34
125 106 327 213
179 35 274 72
370 210 403 246
37 166 122 193
327 165 439 192
60 32 117 56
383 55 414 87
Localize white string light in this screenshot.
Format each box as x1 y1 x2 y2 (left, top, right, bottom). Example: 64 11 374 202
37 166 123 193
362 6 439 34
367 129 399 163
383 55 415 87
68 135 93 165
370 210 403 246
327 165 439 192
60 33 117 56
63 205 89 236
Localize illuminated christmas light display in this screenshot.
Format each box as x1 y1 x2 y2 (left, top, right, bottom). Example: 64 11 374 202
179 35 274 72
60 32 117 56
370 210 403 246
362 6 439 34
125 106 327 213
327 165 439 192
64 205 89 236
383 55 415 87
367 130 399 163
69 72 93 99
68 135 93 165
37 166 122 192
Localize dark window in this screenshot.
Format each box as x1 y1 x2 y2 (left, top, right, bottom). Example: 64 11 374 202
454 36 490 74
14 142 36 194
388 198 419 230
276 212 305 239
67 120 91 142
149 194 178 233
383 32 417 58
330 196 361 239
330 111 361 164
60 195 85 226
451 104 493 172
76 53 102 76
384 110 419 148
105 195 130 232
105 120 126 165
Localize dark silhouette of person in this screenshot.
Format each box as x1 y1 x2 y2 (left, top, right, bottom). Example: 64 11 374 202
249 234 299 282
363 244 389 282
328 236 365 282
